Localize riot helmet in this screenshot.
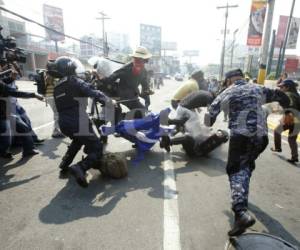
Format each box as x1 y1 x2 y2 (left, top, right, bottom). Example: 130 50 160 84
47 56 85 78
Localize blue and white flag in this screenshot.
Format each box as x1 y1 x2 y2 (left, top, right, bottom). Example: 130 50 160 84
100 108 174 160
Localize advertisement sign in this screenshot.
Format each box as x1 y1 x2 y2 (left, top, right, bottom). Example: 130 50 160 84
183 50 199 57
287 17 300 49
161 42 177 51
285 58 299 73
43 4 65 41
140 24 161 56
247 0 267 47
276 16 289 48
276 16 300 49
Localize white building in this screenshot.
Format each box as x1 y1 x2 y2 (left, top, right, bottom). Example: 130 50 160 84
80 35 103 59
107 32 130 53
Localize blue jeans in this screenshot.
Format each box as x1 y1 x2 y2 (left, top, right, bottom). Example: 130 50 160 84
16 105 38 141
13 116 35 152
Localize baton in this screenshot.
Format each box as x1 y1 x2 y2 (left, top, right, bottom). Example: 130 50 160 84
115 98 139 103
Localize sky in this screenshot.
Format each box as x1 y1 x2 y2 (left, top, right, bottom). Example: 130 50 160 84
2 0 300 66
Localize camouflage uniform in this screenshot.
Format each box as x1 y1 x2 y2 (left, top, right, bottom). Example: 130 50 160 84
208 79 289 214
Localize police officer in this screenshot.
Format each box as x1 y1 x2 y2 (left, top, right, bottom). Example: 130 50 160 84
204 69 290 236
49 56 114 188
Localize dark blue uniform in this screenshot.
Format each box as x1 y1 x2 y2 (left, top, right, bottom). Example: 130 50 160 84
208 79 289 215
54 76 110 175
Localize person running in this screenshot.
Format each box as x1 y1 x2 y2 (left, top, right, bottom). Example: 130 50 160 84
271 79 300 164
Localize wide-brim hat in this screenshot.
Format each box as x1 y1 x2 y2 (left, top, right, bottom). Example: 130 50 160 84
130 46 152 59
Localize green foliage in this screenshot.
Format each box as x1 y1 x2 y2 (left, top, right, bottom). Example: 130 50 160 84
267 72 276 80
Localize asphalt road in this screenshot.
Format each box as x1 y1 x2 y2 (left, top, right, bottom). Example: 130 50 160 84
0 79 299 250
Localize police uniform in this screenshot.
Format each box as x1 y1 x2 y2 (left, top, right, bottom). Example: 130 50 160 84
52 58 111 188
206 69 290 235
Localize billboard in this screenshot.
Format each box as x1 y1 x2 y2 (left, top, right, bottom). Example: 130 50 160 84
43 4 65 41
140 24 161 56
247 0 267 47
183 50 199 57
276 16 300 49
287 17 300 49
161 42 177 51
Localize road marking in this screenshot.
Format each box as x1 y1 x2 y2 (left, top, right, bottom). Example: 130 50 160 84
33 121 54 131
163 153 181 250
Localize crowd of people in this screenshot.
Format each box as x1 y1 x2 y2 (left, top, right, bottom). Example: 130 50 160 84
1 45 300 237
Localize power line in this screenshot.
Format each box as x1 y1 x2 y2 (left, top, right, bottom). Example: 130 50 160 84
0 6 104 50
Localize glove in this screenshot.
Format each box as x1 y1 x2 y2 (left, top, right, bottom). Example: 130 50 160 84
204 113 215 127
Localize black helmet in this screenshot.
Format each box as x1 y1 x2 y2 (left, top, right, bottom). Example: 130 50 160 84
47 56 84 78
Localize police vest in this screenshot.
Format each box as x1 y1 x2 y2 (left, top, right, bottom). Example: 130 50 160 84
54 77 82 112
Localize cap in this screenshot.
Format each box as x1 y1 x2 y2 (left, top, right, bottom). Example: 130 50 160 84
225 69 244 79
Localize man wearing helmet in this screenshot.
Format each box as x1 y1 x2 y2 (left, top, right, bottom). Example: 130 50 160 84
101 46 152 121
49 56 114 188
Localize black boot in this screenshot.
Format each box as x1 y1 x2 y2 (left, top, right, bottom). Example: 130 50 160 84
22 149 39 158
287 158 299 164
228 210 256 237
58 154 73 179
160 136 171 152
58 143 81 178
70 164 88 188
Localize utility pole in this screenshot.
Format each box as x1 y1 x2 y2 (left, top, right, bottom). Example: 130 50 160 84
217 3 238 81
257 0 275 84
278 0 296 76
96 11 110 57
230 28 239 68
266 29 276 75
275 41 284 78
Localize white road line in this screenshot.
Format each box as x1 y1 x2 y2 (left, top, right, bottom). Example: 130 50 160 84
163 153 181 250
33 121 54 131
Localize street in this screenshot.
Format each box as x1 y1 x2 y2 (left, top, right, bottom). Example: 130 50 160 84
0 79 300 250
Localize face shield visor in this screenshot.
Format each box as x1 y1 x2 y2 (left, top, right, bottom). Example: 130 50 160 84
71 58 85 78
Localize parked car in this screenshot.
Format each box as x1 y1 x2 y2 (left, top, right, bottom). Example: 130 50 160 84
174 73 184 81
164 74 172 79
